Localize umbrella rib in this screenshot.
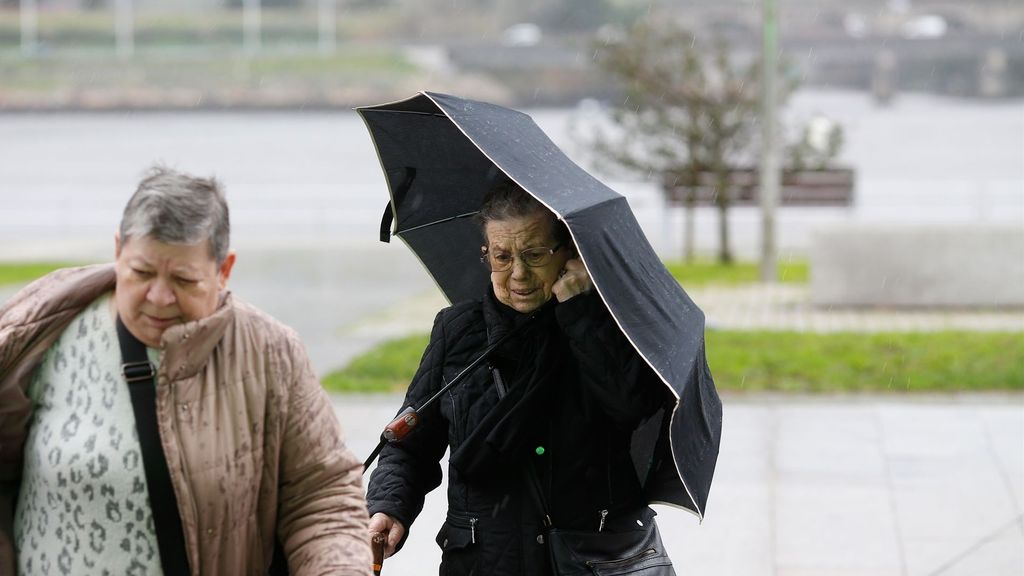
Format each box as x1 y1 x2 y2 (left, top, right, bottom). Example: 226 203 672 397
359 109 448 119
395 211 480 237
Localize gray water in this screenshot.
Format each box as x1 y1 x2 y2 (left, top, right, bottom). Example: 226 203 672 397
1 89 1021 261
1 90 1021 372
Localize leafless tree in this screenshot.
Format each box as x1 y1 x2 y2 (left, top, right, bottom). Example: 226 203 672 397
583 19 771 264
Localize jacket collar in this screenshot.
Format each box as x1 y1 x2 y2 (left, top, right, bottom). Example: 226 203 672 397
157 292 234 381
482 288 558 354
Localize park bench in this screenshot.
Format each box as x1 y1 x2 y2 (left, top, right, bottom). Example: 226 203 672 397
661 167 855 207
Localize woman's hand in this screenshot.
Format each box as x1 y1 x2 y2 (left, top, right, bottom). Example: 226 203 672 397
552 258 592 303
369 512 406 558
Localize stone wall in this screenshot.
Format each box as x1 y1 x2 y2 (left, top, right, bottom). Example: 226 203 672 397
810 224 1024 308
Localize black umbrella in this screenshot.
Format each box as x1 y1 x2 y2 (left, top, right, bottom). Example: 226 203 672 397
357 91 722 520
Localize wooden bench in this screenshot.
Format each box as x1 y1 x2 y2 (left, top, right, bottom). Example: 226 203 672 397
662 167 855 207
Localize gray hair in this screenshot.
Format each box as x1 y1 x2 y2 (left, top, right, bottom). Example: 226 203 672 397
476 176 569 245
119 166 231 264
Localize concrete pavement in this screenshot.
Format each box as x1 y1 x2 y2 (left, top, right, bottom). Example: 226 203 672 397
337 394 1024 576
333 281 1023 576
3 250 1021 575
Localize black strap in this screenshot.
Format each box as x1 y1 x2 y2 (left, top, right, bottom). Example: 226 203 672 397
492 366 552 528
379 166 417 243
116 317 191 576
524 462 552 528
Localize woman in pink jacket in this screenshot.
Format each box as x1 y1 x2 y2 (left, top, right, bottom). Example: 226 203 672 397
0 166 371 575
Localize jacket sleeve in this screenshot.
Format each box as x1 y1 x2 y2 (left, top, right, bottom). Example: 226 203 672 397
555 292 666 429
365 308 452 550
275 335 373 576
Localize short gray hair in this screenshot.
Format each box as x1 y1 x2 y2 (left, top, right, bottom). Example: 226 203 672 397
119 166 230 264
476 176 569 245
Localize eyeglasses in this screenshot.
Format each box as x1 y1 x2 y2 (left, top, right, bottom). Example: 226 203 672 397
480 243 563 272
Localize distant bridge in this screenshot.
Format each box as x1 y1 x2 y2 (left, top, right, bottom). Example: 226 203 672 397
446 32 1024 104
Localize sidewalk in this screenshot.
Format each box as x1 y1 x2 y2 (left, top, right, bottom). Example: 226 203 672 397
337 283 1023 576
338 393 1024 576
4 263 1021 574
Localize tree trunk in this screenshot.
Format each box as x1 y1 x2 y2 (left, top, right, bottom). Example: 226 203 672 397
683 170 700 263
715 174 733 264
685 199 696 263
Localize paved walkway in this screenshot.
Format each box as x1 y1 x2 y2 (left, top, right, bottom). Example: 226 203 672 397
336 282 1023 576
338 393 1024 576
4 255 1022 575
692 284 1024 333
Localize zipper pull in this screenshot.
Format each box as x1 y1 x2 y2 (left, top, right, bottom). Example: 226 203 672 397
470 517 478 544
598 509 608 532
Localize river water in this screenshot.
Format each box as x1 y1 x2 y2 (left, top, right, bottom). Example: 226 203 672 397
1 89 1021 261
1 90 1021 372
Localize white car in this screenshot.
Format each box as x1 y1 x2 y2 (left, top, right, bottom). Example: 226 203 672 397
501 23 542 47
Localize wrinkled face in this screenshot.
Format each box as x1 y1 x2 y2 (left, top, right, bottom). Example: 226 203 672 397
485 212 570 314
114 234 235 347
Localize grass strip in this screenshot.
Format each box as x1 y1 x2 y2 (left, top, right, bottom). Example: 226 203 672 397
0 263 83 287
664 259 808 286
321 330 1023 394
706 331 1023 393
322 333 430 393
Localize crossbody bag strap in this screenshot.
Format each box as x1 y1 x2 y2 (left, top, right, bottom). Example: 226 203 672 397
523 461 553 528
116 316 191 576
492 366 552 528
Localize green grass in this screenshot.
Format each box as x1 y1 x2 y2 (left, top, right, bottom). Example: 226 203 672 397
318 259 1019 394
0 262 82 287
322 333 430 393
707 331 1023 393
0 49 414 91
0 9 393 48
320 330 1024 393
0 7 417 103
664 259 808 286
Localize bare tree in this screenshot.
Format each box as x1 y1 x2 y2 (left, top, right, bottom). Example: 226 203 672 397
583 19 768 264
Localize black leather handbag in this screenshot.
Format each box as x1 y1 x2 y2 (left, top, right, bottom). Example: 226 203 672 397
523 463 675 576
546 521 675 576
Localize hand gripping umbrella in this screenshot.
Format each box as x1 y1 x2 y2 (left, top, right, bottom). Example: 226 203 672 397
357 91 722 521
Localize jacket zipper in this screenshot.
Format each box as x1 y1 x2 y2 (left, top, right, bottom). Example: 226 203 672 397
448 512 480 544
447 386 461 445
586 548 658 568
598 509 608 532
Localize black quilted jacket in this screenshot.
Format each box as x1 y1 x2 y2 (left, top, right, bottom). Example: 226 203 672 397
366 290 669 576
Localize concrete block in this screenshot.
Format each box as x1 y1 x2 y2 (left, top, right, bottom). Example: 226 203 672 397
810 224 1024 307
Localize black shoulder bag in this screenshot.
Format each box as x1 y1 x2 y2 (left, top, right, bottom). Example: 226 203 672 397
117 317 292 576
499 364 674 576
523 459 675 576
116 316 191 576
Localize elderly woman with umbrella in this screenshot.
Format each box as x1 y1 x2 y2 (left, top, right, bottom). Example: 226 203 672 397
368 175 673 575
360 92 721 576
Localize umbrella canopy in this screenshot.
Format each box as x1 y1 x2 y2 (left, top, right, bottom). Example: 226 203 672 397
357 91 722 520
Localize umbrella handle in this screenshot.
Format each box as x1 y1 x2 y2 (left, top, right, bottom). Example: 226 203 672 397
383 406 420 442
363 406 420 471
362 306 549 472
